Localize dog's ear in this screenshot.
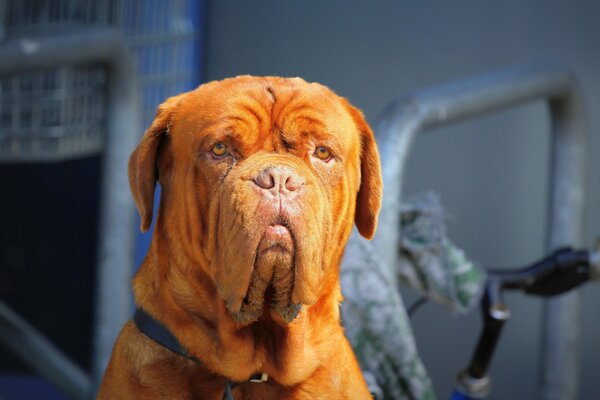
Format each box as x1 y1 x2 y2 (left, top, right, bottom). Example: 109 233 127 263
345 103 383 240
128 94 184 232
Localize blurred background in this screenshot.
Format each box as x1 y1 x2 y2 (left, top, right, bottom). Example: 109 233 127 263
1 1 599 399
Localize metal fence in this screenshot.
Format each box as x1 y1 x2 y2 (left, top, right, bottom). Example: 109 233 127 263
0 0 200 161
0 0 118 161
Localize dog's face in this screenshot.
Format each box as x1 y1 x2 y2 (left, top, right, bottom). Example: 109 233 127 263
129 76 381 325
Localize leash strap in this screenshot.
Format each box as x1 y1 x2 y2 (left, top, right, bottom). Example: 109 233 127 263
133 307 268 399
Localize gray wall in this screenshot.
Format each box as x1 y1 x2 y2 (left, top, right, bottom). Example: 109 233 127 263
204 2 600 399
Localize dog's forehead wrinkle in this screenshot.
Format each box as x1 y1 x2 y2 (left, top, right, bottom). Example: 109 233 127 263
239 96 270 126
265 86 276 103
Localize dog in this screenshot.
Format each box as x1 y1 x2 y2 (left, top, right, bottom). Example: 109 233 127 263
98 76 382 399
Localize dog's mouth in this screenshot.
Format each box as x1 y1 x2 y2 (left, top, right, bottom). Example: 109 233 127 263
259 224 294 254
227 223 302 325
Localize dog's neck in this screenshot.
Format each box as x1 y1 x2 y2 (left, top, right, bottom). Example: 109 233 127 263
132 241 346 386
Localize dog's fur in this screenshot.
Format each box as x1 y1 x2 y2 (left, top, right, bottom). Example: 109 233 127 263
98 76 382 399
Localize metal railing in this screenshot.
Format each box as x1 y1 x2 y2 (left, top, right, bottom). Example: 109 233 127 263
1 1 202 395
373 63 587 400
0 28 139 398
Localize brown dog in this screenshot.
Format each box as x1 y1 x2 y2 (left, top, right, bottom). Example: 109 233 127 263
98 76 382 399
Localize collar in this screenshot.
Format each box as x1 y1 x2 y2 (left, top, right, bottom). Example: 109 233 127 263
133 307 268 400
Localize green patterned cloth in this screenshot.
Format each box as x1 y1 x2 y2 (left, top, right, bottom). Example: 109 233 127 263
397 192 484 313
341 192 485 400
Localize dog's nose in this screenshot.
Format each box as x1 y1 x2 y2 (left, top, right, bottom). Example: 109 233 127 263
254 166 305 194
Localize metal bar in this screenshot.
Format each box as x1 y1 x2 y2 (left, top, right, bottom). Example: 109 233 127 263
540 88 587 400
0 28 139 397
374 63 587 400
0 300 90 399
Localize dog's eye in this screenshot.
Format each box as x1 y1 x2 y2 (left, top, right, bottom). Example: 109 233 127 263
210 143 228 158
314 146 332 161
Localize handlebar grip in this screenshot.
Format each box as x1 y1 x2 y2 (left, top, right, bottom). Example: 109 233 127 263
490 247 592 296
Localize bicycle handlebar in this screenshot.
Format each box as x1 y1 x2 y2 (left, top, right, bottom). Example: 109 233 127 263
488 248 593 296
454 245 600 399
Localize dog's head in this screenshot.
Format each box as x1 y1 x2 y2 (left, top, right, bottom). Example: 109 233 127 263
129 76 381 325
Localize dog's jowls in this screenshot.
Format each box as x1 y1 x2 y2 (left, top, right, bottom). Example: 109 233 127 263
98 76 382 399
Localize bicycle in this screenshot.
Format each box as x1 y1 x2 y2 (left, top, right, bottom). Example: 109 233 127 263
443 243 600 399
